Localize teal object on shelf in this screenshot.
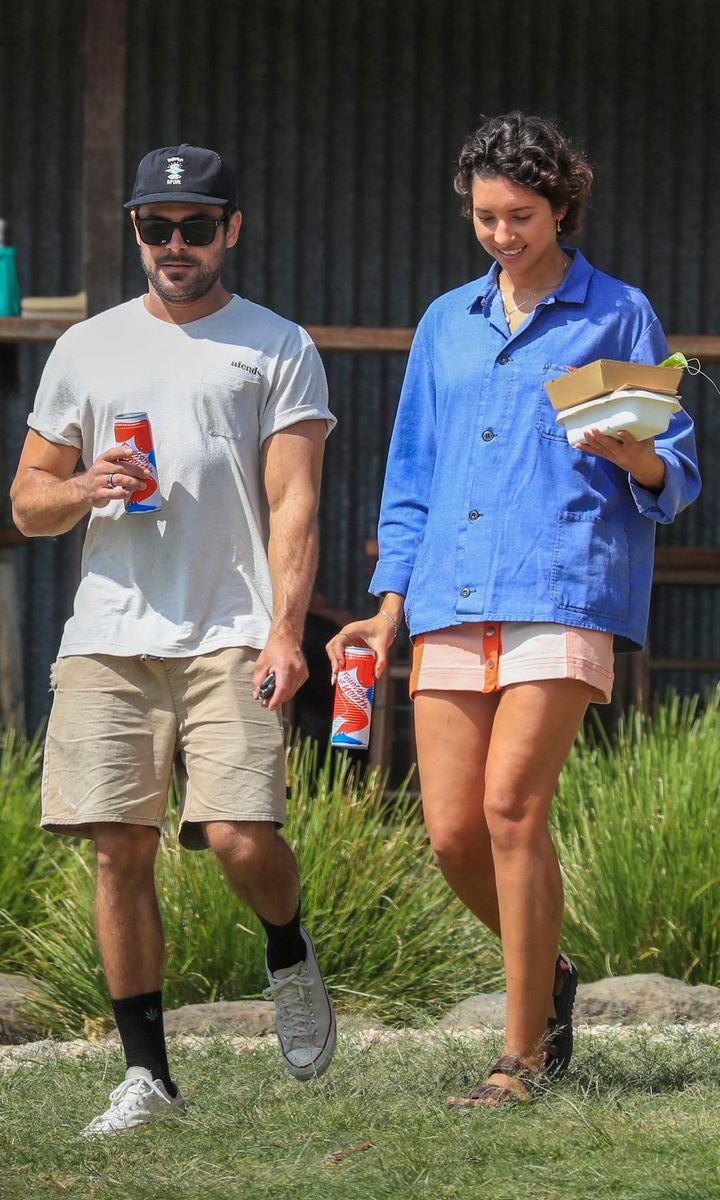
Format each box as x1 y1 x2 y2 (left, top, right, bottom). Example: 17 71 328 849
0 245 20 316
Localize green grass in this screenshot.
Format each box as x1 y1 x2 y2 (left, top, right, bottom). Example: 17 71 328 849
2 1028 720 1199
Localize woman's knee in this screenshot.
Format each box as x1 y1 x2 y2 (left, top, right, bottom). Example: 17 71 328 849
427 825 492 879
483 790 545 852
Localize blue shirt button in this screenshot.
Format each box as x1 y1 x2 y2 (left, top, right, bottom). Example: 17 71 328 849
482 429 495 442
498 353 509 364
460 587 471 598
469 510 480 521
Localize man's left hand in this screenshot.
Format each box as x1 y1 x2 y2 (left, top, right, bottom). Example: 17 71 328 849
576 427 666 492
253 631 309 709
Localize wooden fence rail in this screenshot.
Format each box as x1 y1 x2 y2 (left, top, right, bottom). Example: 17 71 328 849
2 317 720 361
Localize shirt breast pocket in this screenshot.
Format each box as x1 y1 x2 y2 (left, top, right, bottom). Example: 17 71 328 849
202 371 261 441
535 362 575 442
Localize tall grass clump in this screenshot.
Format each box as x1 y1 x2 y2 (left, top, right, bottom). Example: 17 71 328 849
0 728 66 964
6 692 719 1036
4 738 501 1034
553 690 720 984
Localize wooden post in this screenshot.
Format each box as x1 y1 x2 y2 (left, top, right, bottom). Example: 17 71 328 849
630 641 652 713
82 0 127 316
368 667 393 770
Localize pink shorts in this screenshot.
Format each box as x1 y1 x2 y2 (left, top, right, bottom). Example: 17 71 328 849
409 621 614 704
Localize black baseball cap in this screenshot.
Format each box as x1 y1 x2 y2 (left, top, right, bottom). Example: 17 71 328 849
124 144 237 209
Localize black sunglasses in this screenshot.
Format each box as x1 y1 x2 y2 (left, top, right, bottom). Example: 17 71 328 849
135 213 229 247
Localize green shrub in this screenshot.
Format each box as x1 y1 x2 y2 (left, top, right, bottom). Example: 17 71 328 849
0 729 65 963
5 691 720 1035
553 690 720 984
2 738 501 1033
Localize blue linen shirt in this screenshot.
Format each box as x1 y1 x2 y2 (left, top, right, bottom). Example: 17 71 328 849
369 249 700 650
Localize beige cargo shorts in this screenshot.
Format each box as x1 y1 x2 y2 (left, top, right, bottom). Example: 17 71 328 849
41 647 286 851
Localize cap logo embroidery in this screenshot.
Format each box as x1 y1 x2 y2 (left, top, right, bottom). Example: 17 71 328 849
166 156 184 186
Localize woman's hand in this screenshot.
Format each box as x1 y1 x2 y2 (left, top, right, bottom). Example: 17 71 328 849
326 614 398 684
577 427 666 492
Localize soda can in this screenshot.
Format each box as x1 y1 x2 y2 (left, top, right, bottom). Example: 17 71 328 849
331 646 375 749
113 412 162 513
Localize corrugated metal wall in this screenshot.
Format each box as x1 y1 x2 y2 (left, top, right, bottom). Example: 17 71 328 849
1 0 86 727
2 0 720 731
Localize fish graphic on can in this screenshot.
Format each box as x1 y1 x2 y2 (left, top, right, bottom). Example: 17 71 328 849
331 646 375 749
114 412 162 513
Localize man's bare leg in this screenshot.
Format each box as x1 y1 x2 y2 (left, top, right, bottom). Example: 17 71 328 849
206 819 336 1081
94 823 163 995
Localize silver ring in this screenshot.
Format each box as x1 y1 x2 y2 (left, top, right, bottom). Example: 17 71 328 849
107 473 115 487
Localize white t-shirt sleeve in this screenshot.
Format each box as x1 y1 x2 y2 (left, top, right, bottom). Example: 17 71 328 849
27 334 83 448
259 336 336 446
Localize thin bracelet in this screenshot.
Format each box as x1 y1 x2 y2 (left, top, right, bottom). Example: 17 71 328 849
378 609 399 635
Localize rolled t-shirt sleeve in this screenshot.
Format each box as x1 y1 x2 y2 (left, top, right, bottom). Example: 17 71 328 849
26 334 83 448
259 335 335 445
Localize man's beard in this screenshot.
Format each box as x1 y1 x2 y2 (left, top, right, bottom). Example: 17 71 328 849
140 246 224 305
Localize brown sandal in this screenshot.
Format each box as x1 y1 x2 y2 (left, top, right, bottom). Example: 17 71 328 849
543 953 578 1079
447 1055 542 1109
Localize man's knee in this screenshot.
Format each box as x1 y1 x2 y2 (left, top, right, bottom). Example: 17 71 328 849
205 820 279 874
94 823 159 877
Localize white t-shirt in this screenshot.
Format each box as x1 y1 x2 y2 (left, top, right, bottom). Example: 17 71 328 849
28 295 336 657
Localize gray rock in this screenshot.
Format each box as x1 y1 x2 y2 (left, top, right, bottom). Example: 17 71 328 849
575 974 720 1024
162 1000 387 1039
437 991 506 1030
163 1000 276 1037
335 1012 387 1035
438 973 720 1030
0 973 43 1044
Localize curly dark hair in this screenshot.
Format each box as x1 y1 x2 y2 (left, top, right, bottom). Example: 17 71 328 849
453 112 593 237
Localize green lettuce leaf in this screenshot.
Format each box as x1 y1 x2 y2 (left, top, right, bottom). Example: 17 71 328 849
660 352 689 369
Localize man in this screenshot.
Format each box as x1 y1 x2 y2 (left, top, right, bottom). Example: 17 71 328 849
10 144 337 1136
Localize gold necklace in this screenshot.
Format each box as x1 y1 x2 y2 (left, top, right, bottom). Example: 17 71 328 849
499 255 570 319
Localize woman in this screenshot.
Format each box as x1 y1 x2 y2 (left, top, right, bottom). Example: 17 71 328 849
327 112 700 1106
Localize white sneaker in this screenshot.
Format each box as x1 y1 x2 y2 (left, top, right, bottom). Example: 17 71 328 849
79 1067 186 1138
263 927 337 1081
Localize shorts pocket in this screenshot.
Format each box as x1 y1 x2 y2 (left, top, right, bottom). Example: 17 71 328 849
550 511 630 622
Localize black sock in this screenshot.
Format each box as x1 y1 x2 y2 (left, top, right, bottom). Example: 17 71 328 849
111 990 176 1096
260 904 306 974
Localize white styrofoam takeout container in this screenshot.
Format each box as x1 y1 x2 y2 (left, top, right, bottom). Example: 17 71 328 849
555 388 681 448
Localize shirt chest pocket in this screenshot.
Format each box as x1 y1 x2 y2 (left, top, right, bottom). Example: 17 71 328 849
202 371 262 441
535 362 575 442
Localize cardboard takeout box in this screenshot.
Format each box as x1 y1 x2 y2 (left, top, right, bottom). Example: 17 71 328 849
545 359 684 412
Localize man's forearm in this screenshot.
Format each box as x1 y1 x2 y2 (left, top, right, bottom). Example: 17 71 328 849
11 470 92 537
266 501 319 642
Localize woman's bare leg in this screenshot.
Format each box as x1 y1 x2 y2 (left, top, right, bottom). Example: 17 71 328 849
414 690 501 934
414 689 570 1031
416 680 592 1101
481 679 592 1096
